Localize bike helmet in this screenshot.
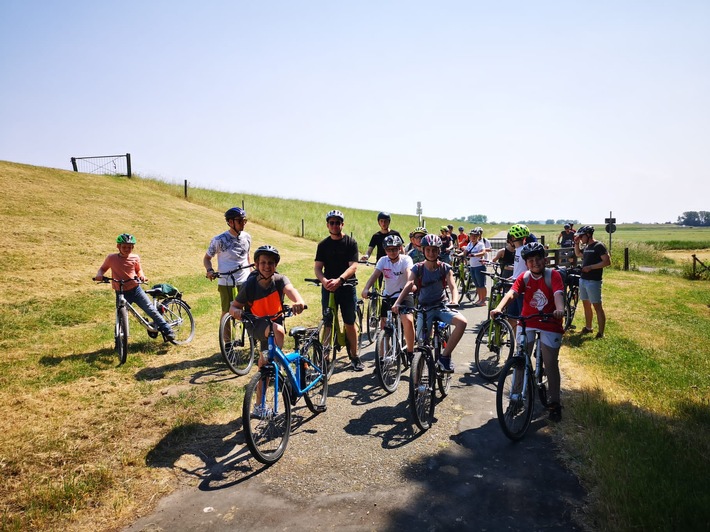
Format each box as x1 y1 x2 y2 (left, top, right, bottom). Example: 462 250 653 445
116 233 136 244
509 224 530 239
474 226 484 234
458 226 465 231
575 225 595 236
325 209 344 222
383 234 403 248
564 223 571 229
521 242 546 260
470 227 482 235
377 211 391 221
440 225 449 232
447 224 454 231
421 234 442 248
412 226 428 236
253 245 280 265
224 207 246 220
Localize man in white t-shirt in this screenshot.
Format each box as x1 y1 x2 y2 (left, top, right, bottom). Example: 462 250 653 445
362 235 415 362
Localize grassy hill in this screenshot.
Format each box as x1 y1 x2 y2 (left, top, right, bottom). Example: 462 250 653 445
1 161 708 530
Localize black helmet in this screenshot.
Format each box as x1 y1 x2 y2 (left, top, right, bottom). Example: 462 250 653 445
254 245 280 265
521 242 546 260
225 207 246 220
383 234 403 248
575 225 595 237
564 223 571 229
377 211 391 221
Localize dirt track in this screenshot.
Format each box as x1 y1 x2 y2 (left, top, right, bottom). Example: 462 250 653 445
125 304 586 531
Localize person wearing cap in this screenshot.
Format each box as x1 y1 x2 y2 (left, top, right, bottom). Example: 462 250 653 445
203 207 252 319
457 226 469 249
574 225 611 338
360 212 402 263
558 224 575 248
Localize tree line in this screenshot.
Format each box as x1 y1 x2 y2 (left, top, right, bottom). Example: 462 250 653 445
677 211 710 226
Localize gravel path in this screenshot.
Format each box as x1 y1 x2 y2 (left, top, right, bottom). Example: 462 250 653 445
126 304 587 531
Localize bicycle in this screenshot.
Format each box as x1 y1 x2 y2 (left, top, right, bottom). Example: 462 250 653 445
94 277 195 364
241 306 328 465
495 312 554 441
557 266 581 331
474 264 515 381
216 263 256 375
368 291 409 393
452 250 479 305
409 304 456 431
360 260 381 342
304 278 365 378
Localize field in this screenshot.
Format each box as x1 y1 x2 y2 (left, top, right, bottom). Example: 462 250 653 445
1 160 709 530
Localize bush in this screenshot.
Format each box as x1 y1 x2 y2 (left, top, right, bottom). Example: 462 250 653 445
612 240 675 270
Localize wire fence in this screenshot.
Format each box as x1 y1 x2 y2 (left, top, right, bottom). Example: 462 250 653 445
71 153 131 177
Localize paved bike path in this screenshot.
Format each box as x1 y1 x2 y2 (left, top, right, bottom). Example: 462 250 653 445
125 304 586 531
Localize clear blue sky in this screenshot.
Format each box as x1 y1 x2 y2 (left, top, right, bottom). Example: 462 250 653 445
2 1 709 224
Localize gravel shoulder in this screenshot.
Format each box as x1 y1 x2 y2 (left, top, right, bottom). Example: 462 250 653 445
125 304 587 531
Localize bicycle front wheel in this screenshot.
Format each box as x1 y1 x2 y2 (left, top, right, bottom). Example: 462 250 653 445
365 298 379 342
496 356 534 441
116 307 129 365
219 314 255 376
163 298 195 344
564 288 579 331
375 329 402 393
409 349 435 431
242 369 291 465
475 318 515 381
301 340 328 414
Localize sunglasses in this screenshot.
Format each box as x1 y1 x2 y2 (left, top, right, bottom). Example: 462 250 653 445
328 220 343 226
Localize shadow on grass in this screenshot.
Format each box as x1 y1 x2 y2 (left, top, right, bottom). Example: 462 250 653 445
133 352 234 382
38 339 169 367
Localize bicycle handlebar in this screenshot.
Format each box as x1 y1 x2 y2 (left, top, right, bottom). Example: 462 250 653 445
304 277 359 287
213 263 254 277
93 276 145 285
494 311 557 322
240 304 308 324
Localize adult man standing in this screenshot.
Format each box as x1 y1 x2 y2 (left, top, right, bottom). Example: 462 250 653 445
574 225 611 338
360 212 402 262
558 224 575 247
315 209 363 371
203 207 252 319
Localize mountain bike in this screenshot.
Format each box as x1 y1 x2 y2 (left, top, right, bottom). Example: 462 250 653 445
304 278 365 378
216 263 256 375
474 265 515 381
241 306 328 465
495 312 554 441
452 250 479 305
94 277 195 364
409 304 456 431
368 291 409 393
558 266 581 331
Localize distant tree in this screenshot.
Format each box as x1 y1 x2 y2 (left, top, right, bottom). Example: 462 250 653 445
677 211 710 226
466 214 488 224
545 219 555 225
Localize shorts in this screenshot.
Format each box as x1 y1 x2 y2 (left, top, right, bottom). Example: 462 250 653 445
579 278 603 304
507 295 523 318
416 305 459 342
380 294 415 318
219 284 243 313
518 327 563 350
469 265 486 288
321 285 357 325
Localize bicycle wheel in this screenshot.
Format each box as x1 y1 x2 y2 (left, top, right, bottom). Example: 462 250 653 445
435 327 452 397
375 329 402 393
301 340 328 414
456 272 467 304
475 317 515 381
163 298 195 344
242 369 291 465
354 300 365 357
537 362 549 408
116 307 129 365
409 349 435 431
564 287 579 331
219 313 255 376
496 356 534 441
365 298 379 342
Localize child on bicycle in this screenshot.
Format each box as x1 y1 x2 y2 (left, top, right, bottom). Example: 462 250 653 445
490 242 566 421
228 245 306 358
95 233 175 341
393 234 467 373
361 235 416 362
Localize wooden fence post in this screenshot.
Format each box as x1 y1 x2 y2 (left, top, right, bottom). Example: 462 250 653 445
624 248 629 271
184 180 188 199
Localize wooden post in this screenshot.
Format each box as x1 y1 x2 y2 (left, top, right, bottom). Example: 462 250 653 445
301 219 305 237
125 153 132 177
71 157 78 172
184 180 188 199
624 248 629 271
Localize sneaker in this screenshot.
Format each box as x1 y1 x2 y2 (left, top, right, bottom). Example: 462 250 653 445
595 332 605 339
251 405 273 420
162 329 176 342
436 356 455 373
548 402 562 422
350 356 365 372
581 327 593 334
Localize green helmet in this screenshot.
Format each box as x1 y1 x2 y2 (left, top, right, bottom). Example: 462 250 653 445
116 233 136 244
509 224 530 239
412 226 428 236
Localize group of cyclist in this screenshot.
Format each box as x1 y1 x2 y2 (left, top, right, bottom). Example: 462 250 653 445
196 206 610 424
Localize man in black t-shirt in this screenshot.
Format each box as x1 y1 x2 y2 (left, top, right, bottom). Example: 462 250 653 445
360 211 402 262
315 209 363 370
574 225 611 338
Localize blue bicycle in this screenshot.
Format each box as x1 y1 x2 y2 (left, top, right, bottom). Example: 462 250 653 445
241 306 328 465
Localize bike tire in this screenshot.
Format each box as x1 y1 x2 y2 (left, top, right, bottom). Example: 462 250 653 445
564 288 579 331
302 340 328 414
365 298 378 342
475 317 515 381
496 356 534 441
116 307 129 365
163 298 195 344
375 329 402 393
456 273 467 304
219 313 255 376
409 349 435 431
537 363 549 408
242 369 291 465
355 300 365 358
435 326 452 397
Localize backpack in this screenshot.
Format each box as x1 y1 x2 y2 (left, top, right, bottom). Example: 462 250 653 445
151 283 180 299
521 269 553 293
414 261 448 291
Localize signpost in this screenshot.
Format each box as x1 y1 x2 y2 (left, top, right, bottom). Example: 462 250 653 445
416 201 422 226
605 212 616 253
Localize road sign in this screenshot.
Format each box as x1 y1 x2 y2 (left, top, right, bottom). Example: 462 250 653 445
606 223 617 234
605 217 616 224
